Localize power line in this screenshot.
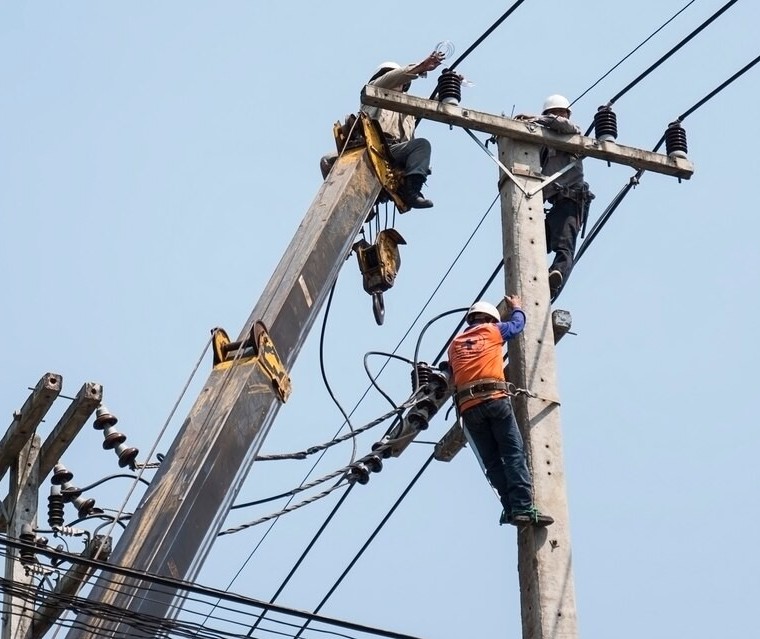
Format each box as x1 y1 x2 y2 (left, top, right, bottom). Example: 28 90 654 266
573 52 760 268
584 0 739 135
0 535 426 639
292 455 436 639
571 0 697 107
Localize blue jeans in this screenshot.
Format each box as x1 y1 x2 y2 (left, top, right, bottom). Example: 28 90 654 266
546 196 581 282
461 397 533 515
389 138 431 177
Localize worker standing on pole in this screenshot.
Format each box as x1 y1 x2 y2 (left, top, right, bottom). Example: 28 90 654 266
518 95 594 299
447 295 553 527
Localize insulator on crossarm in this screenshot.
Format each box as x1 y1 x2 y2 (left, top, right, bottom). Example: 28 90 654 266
412 362 432 392
348 463 371 485
96 407 139 469
371 437 393 459
19 524 37 565
93 405 118 430
51 463 73 485
593 105 618 142
54 466 104 518
665 120 688 159
437 69 462 105
48 485 65 529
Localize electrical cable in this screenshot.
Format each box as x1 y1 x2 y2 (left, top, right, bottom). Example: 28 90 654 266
571 0 697 107
319 279 357 466
244 484 356 637
217 191 499 604
292 455 435 639
0 534 425 639
447 1 527 74
362 351 416 409
252 396 418 463
75 474 151 492
573 52 760 269
583 0 739 135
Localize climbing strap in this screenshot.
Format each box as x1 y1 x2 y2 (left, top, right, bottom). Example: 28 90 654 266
454 378 509 405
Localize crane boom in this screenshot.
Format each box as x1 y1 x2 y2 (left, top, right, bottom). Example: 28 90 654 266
64 145 383 638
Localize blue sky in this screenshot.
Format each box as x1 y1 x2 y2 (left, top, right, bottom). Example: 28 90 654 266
2 2 758 638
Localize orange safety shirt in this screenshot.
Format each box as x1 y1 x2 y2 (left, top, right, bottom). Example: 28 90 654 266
447 310 526 412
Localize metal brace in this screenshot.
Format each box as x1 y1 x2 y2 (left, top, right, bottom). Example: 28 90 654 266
464 127 578 199
211 322 292 402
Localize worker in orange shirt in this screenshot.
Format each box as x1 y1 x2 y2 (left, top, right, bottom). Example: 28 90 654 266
447 295 553 527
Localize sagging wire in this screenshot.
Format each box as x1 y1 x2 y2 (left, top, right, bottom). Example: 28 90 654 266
363 351 416 410
219 480 350 536
253 394 421 462
571 0 697 108
291 455 436 639
0 534 425 639
217 191 501 603
573 52 760 271
221 395 424 534
584 0 739 135
243 485 355 637
319 278 358 466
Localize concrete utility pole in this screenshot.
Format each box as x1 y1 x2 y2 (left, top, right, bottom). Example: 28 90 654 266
0 375 103 639
64 147 385 638
361 84 693 639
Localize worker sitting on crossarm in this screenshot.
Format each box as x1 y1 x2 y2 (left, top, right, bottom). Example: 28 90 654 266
320 50 445 209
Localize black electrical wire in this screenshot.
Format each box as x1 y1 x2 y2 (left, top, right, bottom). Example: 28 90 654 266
363 351 416 410
320 278 357 466
219 192 500 611
447 1 527 73
292 454 435 639
571 0 696 107
216 2 529 621
573 52 760 269
0 535 425 639
583 0 739 135
244 484 356 637
75 473 151 491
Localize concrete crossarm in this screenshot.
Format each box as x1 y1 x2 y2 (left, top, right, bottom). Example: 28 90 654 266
361 84 694 180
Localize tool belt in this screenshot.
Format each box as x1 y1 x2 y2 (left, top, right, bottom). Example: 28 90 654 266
455 378 509 405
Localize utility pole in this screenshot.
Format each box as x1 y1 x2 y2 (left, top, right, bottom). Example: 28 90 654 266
0 376 102 639
64 147 385 639
361 84 693 639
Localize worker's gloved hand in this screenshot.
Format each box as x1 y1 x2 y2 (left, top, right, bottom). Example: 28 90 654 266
505 294 521 310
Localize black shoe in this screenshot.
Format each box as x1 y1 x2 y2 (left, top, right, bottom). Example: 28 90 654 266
499 509 512 526
510 507 554 527
548 270 563 293
400 175 434 210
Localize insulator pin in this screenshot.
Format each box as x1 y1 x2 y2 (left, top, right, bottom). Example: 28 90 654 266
436 69 462 105
95 406 139 468
665 121 688 159
51 463 73 485
93 405 118 430
594 105 618 142
47 486 65 529
412 362 432 391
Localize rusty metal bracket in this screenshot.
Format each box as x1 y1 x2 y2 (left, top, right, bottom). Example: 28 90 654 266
331 112 409 213
211 322 292 402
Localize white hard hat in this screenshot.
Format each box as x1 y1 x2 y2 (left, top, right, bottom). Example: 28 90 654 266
375 61 401 74
466 301 501 324
542 94 571 115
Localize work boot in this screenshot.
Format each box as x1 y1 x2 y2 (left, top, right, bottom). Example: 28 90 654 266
510 507 554 528
400 174 433 210
548 270 563 296
499 509 512 526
